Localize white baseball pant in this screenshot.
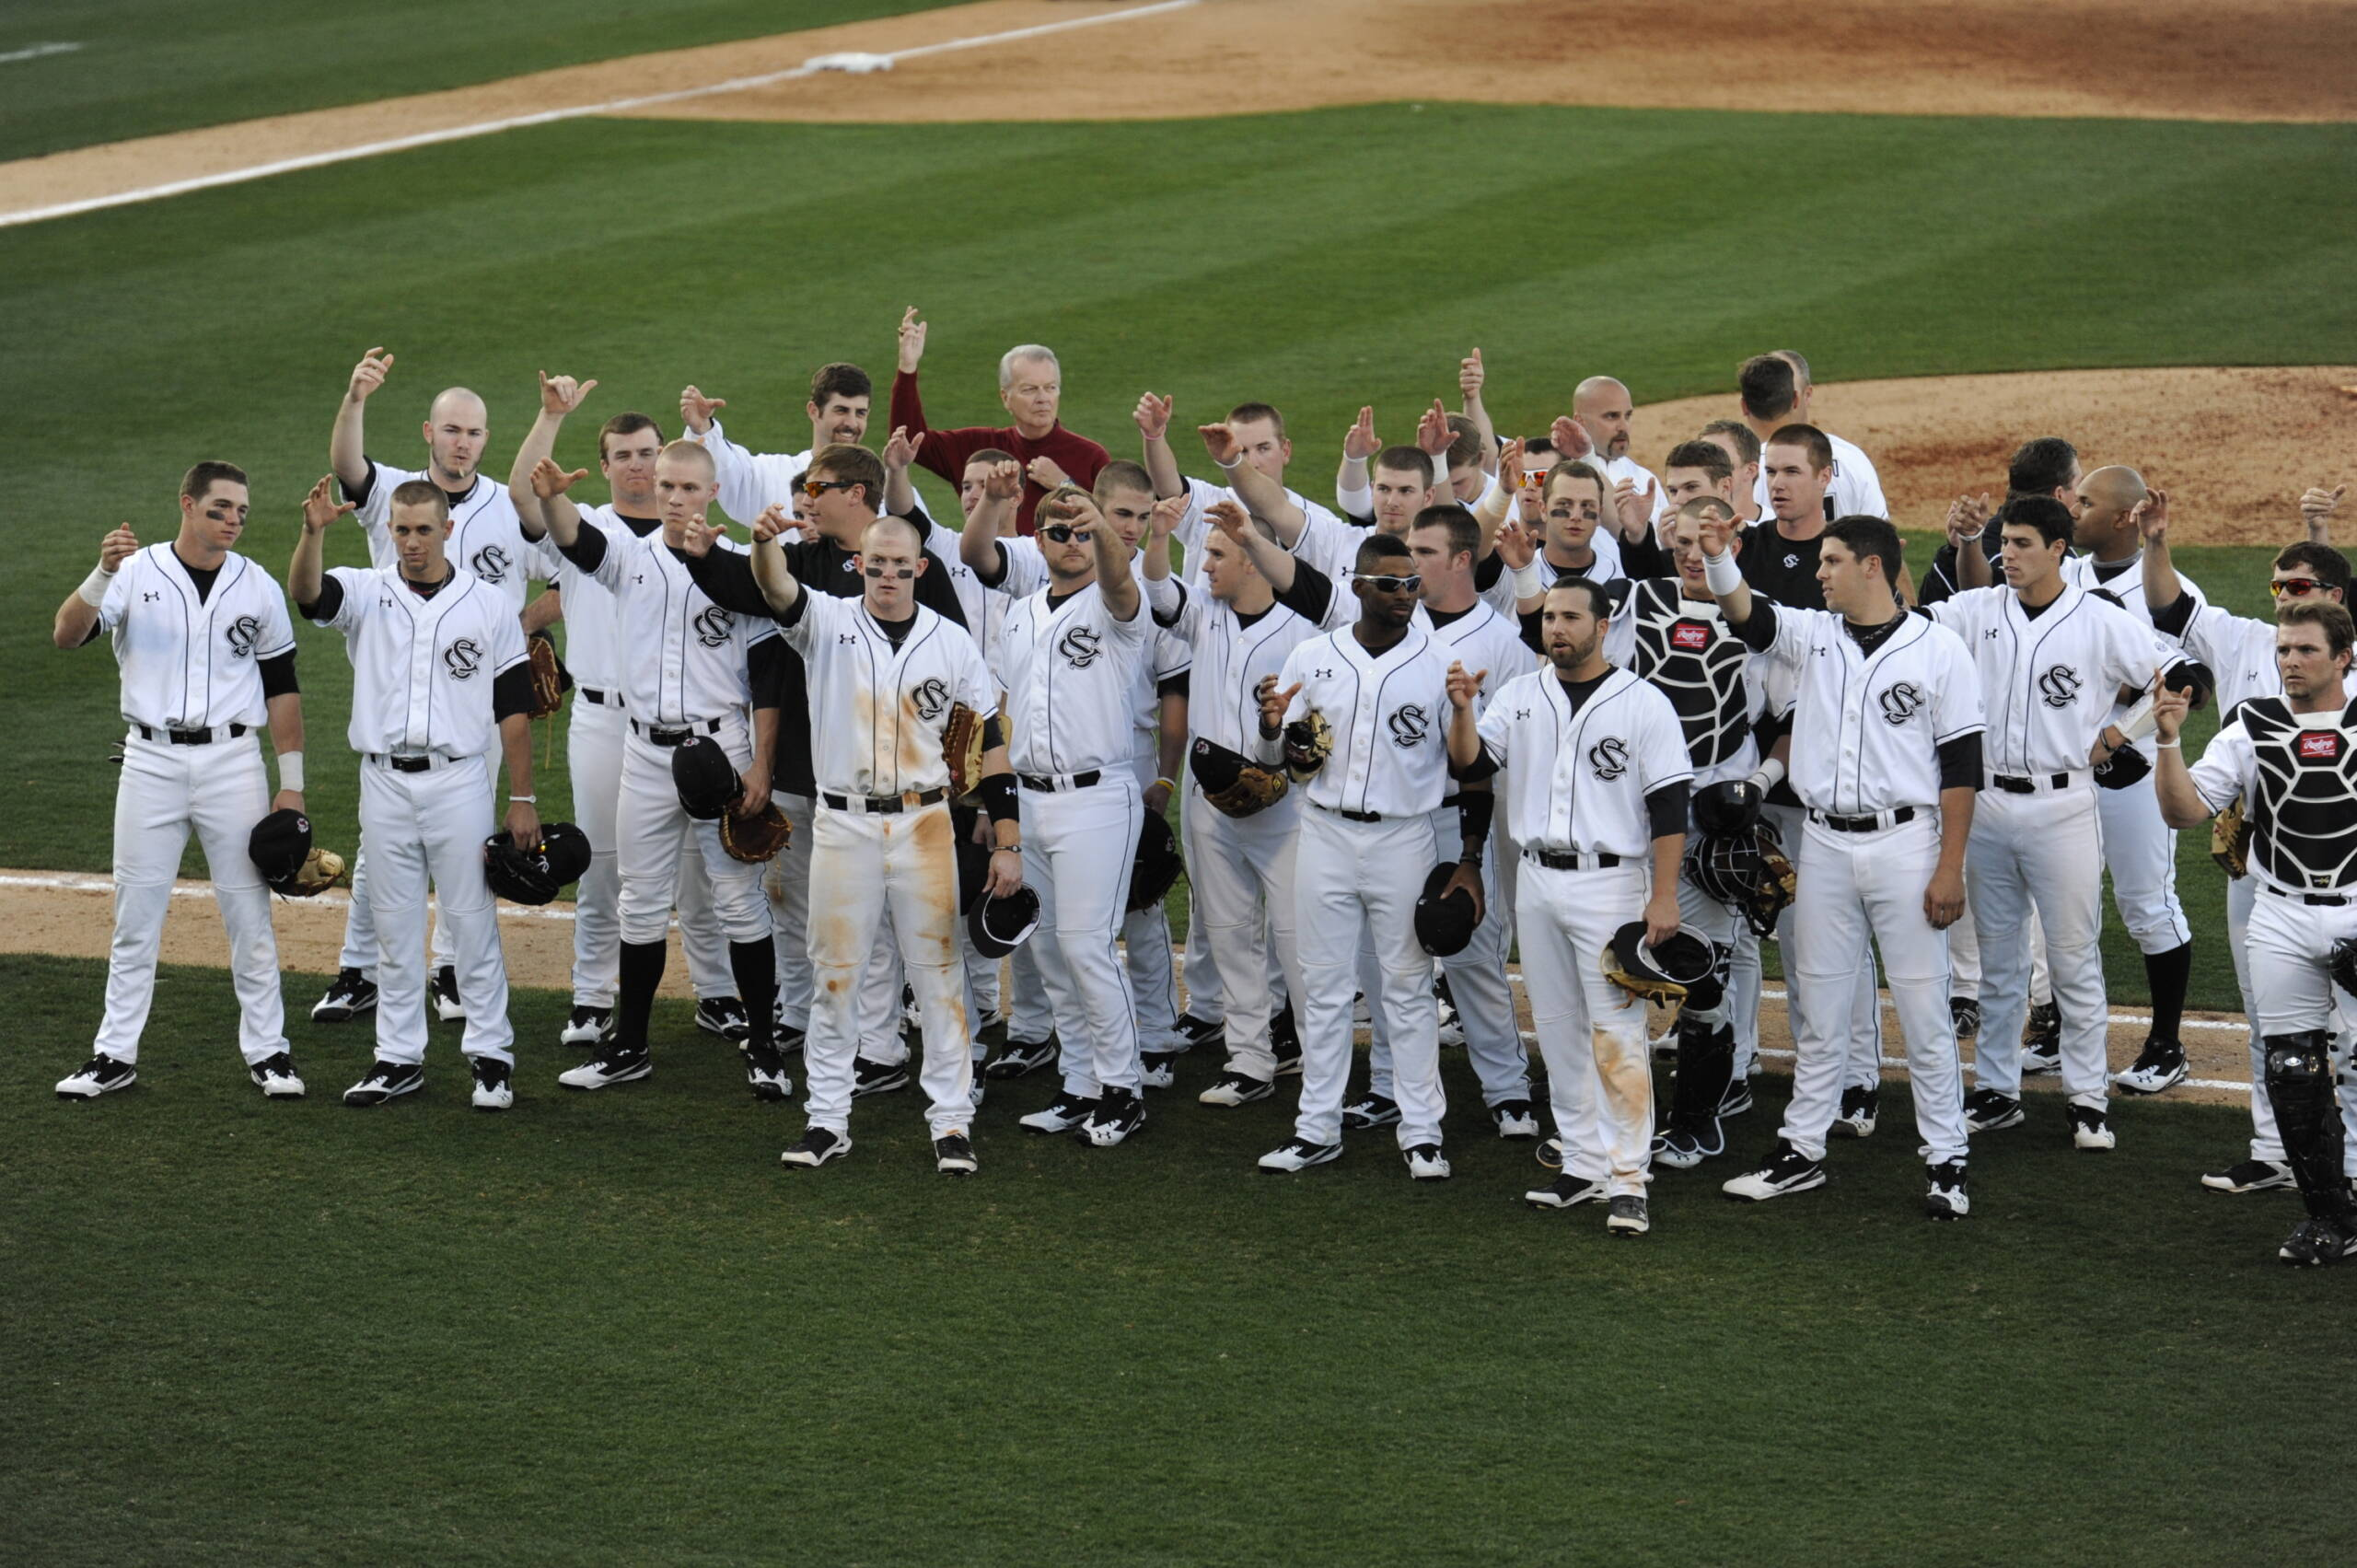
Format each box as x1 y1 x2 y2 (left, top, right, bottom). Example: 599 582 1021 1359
1964 784 2109 1108
1946 896 2051 1007
1364 813 1530 1108
95 734 286 1065
1780 815 1968 1165
2096 772 2192 954
1291 808 1441 1150
1766 803 1887 1094
1123 757 1183 1051
1029 775 1146 1097
1007 932 1054 1044
1182 784 1304 1082
2245 884 2357 1173
802 799 973 1136
762 790 818 1031
358 752 513 1064
1730 922 1762 1074
2224 871 2283 1160
616 726 771 955
1518 859 1655 1197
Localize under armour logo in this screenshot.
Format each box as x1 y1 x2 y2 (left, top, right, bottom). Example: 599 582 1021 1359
1589 736 1631 780
1879 682 1926 725
2037 665 2084 709
912 677 950 722
470 542 512 583
444 638 484 679
692 605 734 647
142 591 160 602
633 574 645 586
1057 624 1103 668
1387 704 1431 748
837 633 859 645
1314 667 1334 679
1514 707 1532 721
225 615 261 658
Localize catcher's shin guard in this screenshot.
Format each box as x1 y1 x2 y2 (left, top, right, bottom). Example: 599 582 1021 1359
1668 1016 1736 1137
2264 1031 2357 1225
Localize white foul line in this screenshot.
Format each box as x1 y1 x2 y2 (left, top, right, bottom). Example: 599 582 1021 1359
0 41 81 66
0 1 1201 230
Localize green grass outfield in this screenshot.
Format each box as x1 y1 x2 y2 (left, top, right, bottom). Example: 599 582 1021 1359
5 952 2355 1568
0 0 953 161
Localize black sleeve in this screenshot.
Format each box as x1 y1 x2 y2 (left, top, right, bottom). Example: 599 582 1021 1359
2149 592 2196 638
1618 528 1673 581
1343 509 1376 530
1451 743 1502 782
76 620 104 648
1276 558 1340 624
1516 606 1544 656
555 519 608 574
1936 731 1983 793
297 575 344 622
972 541 1011 591
897 498 934 540
1732 596 1778 653
748 637 789 710
492 663 534 723
1646 780 1690 839
1473 552 1504 593
339 460 378 509
258 650 299 698
680 545 773 619
1149 579 1189 629
774 590 810 629
1917 542 1957 607
981 714 1004 749
1157 671 1190 701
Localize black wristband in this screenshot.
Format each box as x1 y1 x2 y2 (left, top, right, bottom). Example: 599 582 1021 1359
1456 789 1496 848
977 772 1019 823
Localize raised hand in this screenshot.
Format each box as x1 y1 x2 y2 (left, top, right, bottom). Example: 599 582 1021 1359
1150 493 1187 540
1415 400 1453 458
897 306 927 374
538 370 598 416
679 384 726 435
1135 391 1173 443
749 504 795 543
1026 455 1070 492
98 523 140 570
680 514 727 556
1199 422 1241 468
2300 482 2347 532
1342 406 1380 462
883 424 924 472
1495 436 1527 494
2151 668 2192 744
1492 516 1536 571
1613 477 1648 536
982 459 1023 501
348 346 394 402
1446 660 1487 711
529 458 586 500
1695 509 1736 559
1205 497 1251 540
1550 413 1594 461
1457 347 1485 402
1945 491 1991 547
2134 488 2171 542
1257 675 1301 736
301 475 355 533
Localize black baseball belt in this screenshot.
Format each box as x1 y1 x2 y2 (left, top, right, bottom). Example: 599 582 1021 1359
1019 771 1103 793
1810 806 1917 833
1525 847 1623 871
134 723 247 746
823 787 947 815
632 716 724 748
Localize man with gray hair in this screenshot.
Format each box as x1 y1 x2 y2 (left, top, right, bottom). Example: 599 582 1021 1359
888 307 1109 533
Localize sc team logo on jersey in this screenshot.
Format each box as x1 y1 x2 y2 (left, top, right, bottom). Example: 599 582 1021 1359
1588 737 1631 781
224 615 263 659
1878 682 1926 726
2037 664 2084 709
470 542 512 584
1387 704 1431 749
693 606 735 648
911 678 951 723
444 638 484 679
1057 625 1103 669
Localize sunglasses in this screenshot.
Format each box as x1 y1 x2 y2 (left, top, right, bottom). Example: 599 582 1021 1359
1039 524 1093 544
800 478 857 498
863 564 915 580
2270 577 2328 598
1357 573 1423 594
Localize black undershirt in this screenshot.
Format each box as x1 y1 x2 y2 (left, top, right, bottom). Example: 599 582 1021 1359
1427 603 1476 630
876 610 916 650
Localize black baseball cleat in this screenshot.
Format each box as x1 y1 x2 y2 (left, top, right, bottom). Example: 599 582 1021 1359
1719 1079 1754 1118
56 1052 137 1098
310 968 377 1023
2113 1037 2188 1096
934 1132 979 1176
1965 1087 2026 1132
561 1005 614 1047
1652 1120 1725 1170
1259 1137 1341 1173
2020 1000 2061 1074
2068 1103 2116 1151
2201 1158 2294 1194
343 1058 424 1107
1924 1159 1970 1221
1605 1195 1651 1236
2278 1215 2357 1266
1341 1093 1400 1130
851 1055 910 1097
780 1127 851 1168
773 1023 807 1056
431 965 466 1024
1079 1087 1146 1146
1491 1099 1541 1140
248 1051 306 1098
1722 1140 1827 1202
1174 1013 1225 1051
1198 1071 1274 1107
1948 995 1980 1040
1271 1005 1303 1076
1525 1172 1605 1210
559 1045 653 1090
1140 1051 1181 1090
1830 1085 1879 1139
1018 1092 1097 1135
744 1044 793 1101
984 1036 1057 1080
694 996 751 1044
470 1055 514 1111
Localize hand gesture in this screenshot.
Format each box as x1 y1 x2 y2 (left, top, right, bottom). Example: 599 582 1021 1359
1613 477 1649 536
749 504 795 543
1150 493 1187 540
735 770 772 819
1134 391 1172 443
1643 889 1681 948
2300 483 2347 532
1199 422 1241 468
538 370 598 416
98 523 140 571
529 458 586 500
1442 860 1486 927
679 384 726 435
1457 347 1485 403
1695 509 1736 560
2133 487 2171 542
982 459 1023 502
347 346 393 402
1026 455 1070 492
680 515 727 557
1415 400 1453 459
2151 668 2191 744
1945 492 1991 548
1342 406 1380 462
1257 675 1300 737
1206 498 1251 541
1550 413 1594 461
1495 436 1527 494
882 424 924 472
1446 660 1487 712
897 306 927 374
301 475 355 534
1493 516 1536 571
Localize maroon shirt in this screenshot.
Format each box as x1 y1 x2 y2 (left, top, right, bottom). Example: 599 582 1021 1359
890 369 1109 535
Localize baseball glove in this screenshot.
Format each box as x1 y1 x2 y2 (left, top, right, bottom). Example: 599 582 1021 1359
278 847 348 898
721 802 793 864
482 822 590 905
527 632 569 720
2212 791 2252 878
2094 745 2152 790
1190 738 1289 818
249 807 347 898
942 703 986 800
1601 923 1722 1019
1283 711 1333 783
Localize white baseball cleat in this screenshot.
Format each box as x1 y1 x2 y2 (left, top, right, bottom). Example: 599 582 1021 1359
248 1052 306 1098
56 1053 136 1098
1258 1138 1341 1173
1403 1144 1452 1181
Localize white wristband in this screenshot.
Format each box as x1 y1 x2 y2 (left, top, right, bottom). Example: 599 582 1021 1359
509 793 537 804
275 752 304 793
1511 561 1543 599
2115 690 2160 742
76 563 114 608
1213 454 1243 471
1748 757 1787 792
1702 549 1742 597
2156 739 2182 750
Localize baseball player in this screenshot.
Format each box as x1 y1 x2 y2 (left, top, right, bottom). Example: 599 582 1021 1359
2142 491 2353 1191
1138 394 1359 584
1337 402 1492 528
1448 577 1691 1233
2153 599 2357 1264
527 444 789 1098
1925 495 2182 1152
504 395 750 1049
1252 528 1491 1180
890 308 1109 533
51 462 310 1100
313 347 559 1028
678 363 873 523
1694 422 1764 526
1699 513 1985 1219
733 506 1020 1174
1543 378 1669 528
289 476 537 1110
1735 354 1887 522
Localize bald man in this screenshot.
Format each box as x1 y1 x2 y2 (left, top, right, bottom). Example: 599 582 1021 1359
1565 376 1669 528
311 346 565 1028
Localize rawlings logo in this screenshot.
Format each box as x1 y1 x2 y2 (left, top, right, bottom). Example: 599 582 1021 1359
2037 665 2084 709
912 677 950 722
692 605 734 647
1670 622 1711 652
443 638 483 679
225 615 261 657
1387 704 1431 748
469 542 512 583
1878 682 1926 725
1588 736 1631 781
2299 731 2341 761
1057 625 1103 668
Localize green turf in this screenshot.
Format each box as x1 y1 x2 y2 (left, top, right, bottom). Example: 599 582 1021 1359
6 104 2352 1013
0 0 956 161
4 952 2352 1567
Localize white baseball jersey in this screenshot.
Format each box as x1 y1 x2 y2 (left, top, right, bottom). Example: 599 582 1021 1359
1426 600 1538 717
566 519 776 726
1750 431 1886 521
1924 585 2176 777
921 523 991 633
1000 582 1151 776
1263 625 1455 818
685 419 809 526
548 505 655 694
1480 534 1626 616
2061 552 2205 754
1145 575 1329 757
1174 475 1357 584
1475 666 1693 854
99 545 295 731
347 460 554 610
781 593 996 797
1131 623 1193 755
2173 602 2279 718
310 565 528 757
1748 604 1986 815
